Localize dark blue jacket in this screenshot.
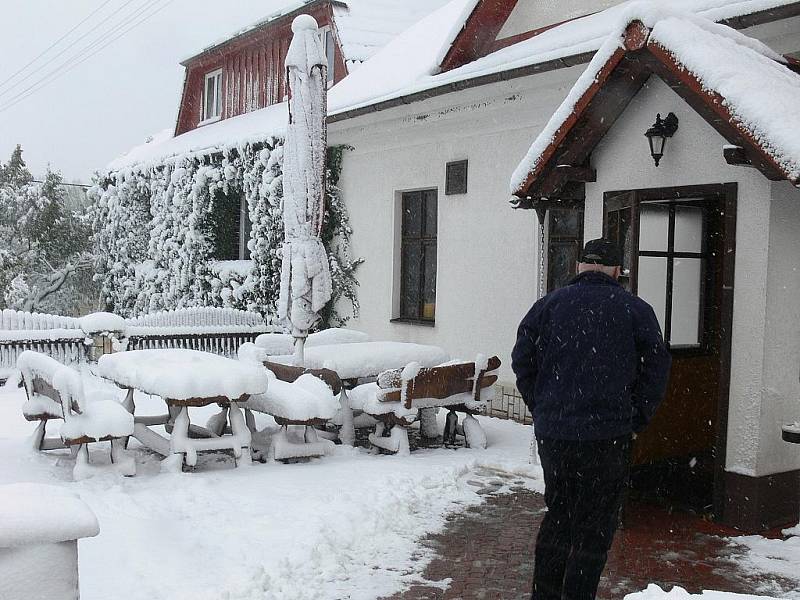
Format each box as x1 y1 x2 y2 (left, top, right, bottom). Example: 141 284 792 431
511 271 672 441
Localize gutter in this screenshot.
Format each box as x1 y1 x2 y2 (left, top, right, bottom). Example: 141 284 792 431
329 1 800 124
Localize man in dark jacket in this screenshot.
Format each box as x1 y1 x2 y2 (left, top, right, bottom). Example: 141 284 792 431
512 238 672 600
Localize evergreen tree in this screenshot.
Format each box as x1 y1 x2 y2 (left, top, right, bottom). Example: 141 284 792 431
0 146 96 314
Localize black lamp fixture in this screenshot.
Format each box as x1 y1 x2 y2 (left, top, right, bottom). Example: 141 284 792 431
644 112 679 167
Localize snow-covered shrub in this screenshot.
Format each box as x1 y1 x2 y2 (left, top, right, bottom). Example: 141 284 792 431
89 141 361 328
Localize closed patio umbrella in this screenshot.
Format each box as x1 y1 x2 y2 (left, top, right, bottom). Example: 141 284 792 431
278 15 333 366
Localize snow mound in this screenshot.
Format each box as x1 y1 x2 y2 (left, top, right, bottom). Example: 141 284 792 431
0 483 99 547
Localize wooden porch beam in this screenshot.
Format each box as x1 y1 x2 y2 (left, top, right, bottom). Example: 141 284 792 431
555 165 597 182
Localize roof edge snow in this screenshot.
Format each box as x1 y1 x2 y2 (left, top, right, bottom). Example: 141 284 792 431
510 12 800 205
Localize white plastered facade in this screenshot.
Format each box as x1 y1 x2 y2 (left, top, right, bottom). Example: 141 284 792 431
328 18 800 479
329 66 587 387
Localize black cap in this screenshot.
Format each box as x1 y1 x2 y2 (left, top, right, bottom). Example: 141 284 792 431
579 238 623 266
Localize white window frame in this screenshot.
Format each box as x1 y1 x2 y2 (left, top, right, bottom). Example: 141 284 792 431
319 26 336 89
201 69 223 124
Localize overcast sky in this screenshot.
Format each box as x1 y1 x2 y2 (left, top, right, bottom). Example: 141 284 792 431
0 0 299 182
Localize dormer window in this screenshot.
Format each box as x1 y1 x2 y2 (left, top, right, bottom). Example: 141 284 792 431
319 26 335 88
202 69 223 123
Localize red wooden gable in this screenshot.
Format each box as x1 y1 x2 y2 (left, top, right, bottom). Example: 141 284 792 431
175 1 346 136
440 0 589 72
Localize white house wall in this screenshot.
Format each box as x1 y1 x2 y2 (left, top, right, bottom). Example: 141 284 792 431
760 181 800 475
329 66 585 384
584 76 798 477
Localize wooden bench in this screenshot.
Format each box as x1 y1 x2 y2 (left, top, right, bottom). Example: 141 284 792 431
357 356 501 455
18 351 135 479
243 360 342 461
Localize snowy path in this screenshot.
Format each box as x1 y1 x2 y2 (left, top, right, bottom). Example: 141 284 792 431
0 378 541 600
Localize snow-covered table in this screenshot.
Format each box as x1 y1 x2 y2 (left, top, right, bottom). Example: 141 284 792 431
270 341 449 445
97 349 268 471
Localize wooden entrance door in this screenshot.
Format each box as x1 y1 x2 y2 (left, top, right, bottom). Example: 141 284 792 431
604 184 736 515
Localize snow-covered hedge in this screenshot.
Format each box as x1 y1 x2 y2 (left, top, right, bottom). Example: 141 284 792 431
89 140 361 328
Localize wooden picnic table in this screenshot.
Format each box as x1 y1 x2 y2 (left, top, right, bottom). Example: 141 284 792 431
96 349 268 471
269 341 449 445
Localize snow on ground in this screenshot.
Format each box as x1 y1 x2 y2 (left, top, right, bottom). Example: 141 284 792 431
727 535 800 592
0 374 541 600
625 585 790 599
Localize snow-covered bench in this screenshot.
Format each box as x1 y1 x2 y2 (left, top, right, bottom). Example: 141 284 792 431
239 346 340 460
18 351 135 479
349 355 501 455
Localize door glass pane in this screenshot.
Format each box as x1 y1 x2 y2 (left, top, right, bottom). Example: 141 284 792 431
639 204 669 252
637 256 668 335
402 192 422 238
607 209 633 290
401 242 422 318
423 243 437 320
550 209 581 237
672 258 703 346
548 242 579 291
675 205 703 253
423 190 437 237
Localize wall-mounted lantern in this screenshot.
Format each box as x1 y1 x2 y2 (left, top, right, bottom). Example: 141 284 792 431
644 112 679 167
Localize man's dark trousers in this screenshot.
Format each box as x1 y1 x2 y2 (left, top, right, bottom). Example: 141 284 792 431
532 435 631 600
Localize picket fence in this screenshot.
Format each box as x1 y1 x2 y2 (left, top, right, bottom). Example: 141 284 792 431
0 308 275 378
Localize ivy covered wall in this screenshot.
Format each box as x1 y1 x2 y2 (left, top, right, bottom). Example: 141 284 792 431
89 140 361 328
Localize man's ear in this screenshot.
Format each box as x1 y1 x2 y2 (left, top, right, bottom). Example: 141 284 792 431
613 266 622 279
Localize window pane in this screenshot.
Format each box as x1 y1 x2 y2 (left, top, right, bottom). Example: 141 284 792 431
401 242 422 318
639 204 670 252
550 209 581 238
402 192 422 238
212 190 240 261
205 77 215 119
637 256 668 335
672 258 703 346
423 190 437 237
675 205 703 253
423 243 436 320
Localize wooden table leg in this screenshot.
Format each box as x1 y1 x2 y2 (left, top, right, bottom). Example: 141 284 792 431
121 388 135 449
339 388 355 447
229 402 251 468
167 405 192 469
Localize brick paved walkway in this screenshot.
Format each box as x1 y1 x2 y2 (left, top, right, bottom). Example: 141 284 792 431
383 475 799 600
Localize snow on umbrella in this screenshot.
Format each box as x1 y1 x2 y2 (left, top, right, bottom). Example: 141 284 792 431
278 15 333 366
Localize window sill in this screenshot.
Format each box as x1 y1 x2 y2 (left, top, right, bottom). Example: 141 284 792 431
390 318 435 328
198 116 221 127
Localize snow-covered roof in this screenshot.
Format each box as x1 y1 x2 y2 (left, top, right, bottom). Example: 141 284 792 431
329 0 800 118
331 0 454 68
182 0 452 70
107 102 288 172
509 6 800 197
108 0 800 173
